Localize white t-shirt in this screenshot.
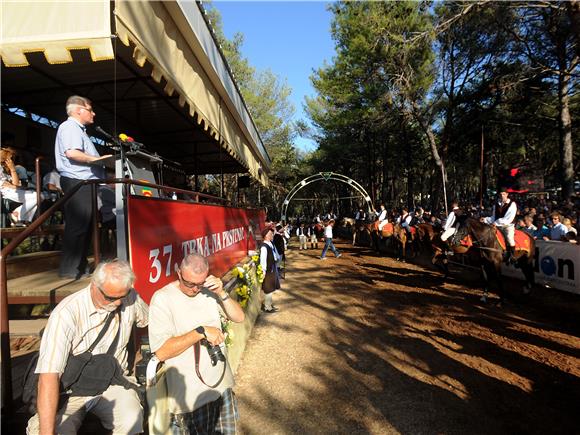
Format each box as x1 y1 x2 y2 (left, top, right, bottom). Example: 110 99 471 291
324 224 333 239
378 209 387 222
149 282 234 414
42 170 61 190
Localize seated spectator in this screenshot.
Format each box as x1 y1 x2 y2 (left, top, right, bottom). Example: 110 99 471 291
15 164 36 189
0 147 42 226
545 213 568 241
26 260 148 434
42 169 63 197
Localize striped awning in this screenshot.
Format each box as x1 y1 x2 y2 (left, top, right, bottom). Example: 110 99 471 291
0 0 270 186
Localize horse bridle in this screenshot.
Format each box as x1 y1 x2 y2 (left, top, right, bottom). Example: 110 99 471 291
468 223 503 253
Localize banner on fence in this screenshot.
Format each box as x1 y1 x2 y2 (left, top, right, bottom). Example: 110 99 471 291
127 196 266 303
502 240 579 294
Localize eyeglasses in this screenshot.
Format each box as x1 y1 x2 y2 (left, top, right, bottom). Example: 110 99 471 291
177 270 205 289
97 284 131 302
79 106 94 114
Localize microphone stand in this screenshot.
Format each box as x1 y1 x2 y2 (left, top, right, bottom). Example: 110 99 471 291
94 126 134 261
94 126 132 179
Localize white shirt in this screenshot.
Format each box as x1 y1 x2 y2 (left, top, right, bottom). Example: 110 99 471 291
484 200 517 226
378 209 387 222
296 227 309 236
260 240 279 271
443 208 459 231
35 286 148 375
149 282 234 413
397 214 412 225
324 224 333 239
42 169 61 190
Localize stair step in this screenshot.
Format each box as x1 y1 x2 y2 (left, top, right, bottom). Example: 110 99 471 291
9 319 48 339
7 269 90 305
6 251 61 279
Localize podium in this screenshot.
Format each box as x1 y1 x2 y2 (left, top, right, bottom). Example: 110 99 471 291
115 149 163 261
124 151 162 197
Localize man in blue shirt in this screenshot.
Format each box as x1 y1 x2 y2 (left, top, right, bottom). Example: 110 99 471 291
546 213 568 241
55 96 111 279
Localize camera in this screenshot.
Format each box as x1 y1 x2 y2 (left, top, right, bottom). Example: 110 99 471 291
135 335 152 386
202 339 226 366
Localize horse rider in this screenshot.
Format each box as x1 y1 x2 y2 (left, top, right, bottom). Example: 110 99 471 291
440 201 462 246
377 203 388 232
413 207 426 224
483 186 517 264
397 207 413 234
355 208 367 223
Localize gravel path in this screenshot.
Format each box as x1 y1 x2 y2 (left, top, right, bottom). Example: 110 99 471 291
234 241 580 435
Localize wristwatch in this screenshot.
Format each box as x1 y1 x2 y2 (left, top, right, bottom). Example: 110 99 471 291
195 326 206 339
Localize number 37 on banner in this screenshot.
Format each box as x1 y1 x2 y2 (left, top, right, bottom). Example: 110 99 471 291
149 244 174 283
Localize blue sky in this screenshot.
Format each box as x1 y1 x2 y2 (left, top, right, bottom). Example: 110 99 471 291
213 1 336 152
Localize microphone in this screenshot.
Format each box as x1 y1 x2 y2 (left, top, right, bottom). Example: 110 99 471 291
119 133 144 149
95 126 114 141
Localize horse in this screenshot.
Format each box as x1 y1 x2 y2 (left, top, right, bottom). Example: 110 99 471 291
341 217 374 247
415 223 441 255
444 217 535 306
392 224 418 260
359 220 393 252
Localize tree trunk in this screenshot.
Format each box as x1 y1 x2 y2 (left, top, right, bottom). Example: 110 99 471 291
567 1 580 58
557 48 576 201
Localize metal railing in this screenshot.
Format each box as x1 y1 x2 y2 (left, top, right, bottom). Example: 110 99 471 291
0 178 227 411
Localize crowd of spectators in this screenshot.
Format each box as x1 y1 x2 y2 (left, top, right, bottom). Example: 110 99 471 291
423 196 579 244
288 193 579 246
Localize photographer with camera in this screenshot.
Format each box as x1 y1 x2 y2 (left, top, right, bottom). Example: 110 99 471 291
149 253 245 434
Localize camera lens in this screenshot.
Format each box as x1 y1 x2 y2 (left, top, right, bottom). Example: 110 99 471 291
206 344 226 366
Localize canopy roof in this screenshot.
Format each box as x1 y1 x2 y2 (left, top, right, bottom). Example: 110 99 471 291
1 0 270 186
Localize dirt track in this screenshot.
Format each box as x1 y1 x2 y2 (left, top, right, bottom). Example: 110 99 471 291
234 240 580 435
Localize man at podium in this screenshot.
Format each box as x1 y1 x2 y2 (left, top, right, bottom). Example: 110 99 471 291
55 95 112 279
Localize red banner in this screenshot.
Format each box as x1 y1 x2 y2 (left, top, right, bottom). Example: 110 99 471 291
127 195 266 303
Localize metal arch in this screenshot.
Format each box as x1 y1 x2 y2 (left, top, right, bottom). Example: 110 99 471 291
281 172 373 221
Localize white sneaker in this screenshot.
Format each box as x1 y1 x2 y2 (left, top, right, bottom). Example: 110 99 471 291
336 253 342 258
320 256 327 260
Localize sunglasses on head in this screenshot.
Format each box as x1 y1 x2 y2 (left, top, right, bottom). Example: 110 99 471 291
177 270 205 289
97 285 131 302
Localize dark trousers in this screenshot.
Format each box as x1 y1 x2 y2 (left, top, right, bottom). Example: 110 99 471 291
59 176 94 276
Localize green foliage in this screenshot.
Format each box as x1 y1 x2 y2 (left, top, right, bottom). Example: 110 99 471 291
205 0 578 214
204 2 309 215
306 0 578 210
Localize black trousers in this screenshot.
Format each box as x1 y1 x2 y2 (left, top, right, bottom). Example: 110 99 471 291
59 176 94 276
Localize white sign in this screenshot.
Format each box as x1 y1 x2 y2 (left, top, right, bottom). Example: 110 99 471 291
502 240 580 294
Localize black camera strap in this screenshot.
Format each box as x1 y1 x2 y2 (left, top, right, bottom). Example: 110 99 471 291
193 341 226 388
88 308 119 353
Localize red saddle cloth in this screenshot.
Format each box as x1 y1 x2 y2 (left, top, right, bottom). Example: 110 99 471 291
382 223 394 236
494 228 532 253
409 226 417 236
460 235 473 247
